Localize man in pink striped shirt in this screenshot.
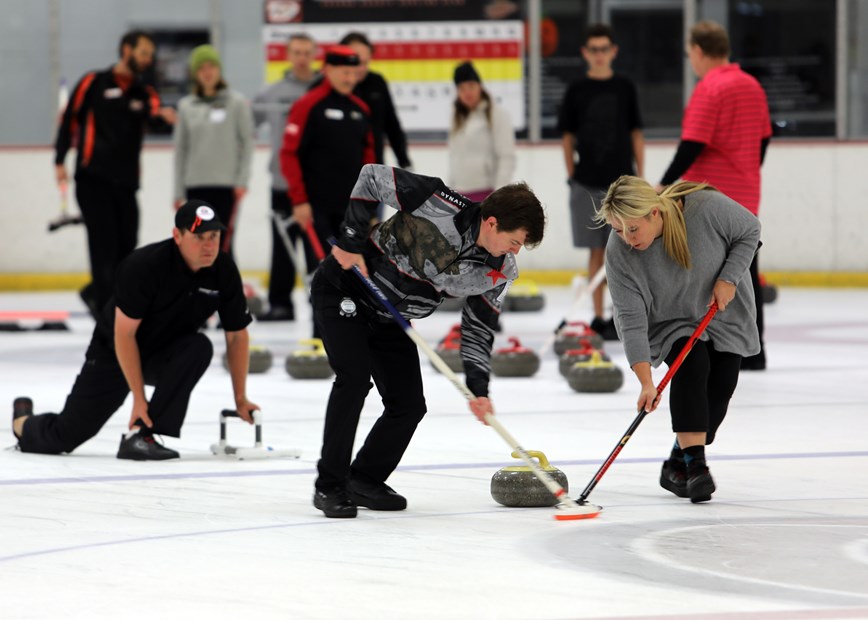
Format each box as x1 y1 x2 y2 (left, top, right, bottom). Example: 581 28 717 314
659 20 771 370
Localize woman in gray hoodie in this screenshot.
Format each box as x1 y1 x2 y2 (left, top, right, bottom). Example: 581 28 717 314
595 175 760 504
174 45 254 260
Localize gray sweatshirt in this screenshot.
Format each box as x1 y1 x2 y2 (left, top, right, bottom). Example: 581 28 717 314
251 70 315 191
173 88 254 200
605 189 761 367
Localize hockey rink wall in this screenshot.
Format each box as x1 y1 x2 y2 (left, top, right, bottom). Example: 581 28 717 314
0 140 866 286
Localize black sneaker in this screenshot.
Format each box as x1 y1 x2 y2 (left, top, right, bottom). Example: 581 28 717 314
347 478 407 511
687 464 716 503
659 459 688 498
117 428 180 461
12 397 33 439
313 488 357 518
590 317 619 341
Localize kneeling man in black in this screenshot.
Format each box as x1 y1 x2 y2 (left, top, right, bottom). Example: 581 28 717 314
12 199 259 460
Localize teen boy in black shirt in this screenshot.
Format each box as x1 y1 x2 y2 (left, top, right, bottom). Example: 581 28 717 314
12 200 258 460
558 23 644 340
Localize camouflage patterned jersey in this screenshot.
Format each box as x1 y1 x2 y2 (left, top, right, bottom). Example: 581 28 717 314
324 164 517 397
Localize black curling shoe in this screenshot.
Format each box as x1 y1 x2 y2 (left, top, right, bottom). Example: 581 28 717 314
687 464 716 503
117 428 180 461
659 459 688 498
12 397 33 439
348 479 407 511
313 488 358 518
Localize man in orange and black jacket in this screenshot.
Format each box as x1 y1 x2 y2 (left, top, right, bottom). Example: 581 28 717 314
55 30 176 316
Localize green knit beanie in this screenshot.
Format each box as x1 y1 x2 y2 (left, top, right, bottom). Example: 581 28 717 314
189 44 221 74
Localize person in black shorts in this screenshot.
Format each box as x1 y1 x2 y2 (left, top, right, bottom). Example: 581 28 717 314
11 200 259 460
558 23 644 340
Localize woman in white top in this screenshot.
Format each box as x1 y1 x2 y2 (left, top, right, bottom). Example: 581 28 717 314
174 45 254 259
447 61 516 202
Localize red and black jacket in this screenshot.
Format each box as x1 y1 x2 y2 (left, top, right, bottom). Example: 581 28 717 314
54 67 163 189
280 80 375 213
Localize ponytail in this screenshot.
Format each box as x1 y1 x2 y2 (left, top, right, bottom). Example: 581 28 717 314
597 176 715 269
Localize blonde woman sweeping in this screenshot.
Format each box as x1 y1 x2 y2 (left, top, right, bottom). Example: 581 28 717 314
596 176 760 503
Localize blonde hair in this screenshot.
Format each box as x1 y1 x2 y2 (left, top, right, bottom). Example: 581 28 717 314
594 175 714 269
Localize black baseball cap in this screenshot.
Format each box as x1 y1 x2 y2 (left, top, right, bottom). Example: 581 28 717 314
175 199 226 234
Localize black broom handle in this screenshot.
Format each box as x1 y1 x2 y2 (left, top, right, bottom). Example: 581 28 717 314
578 303 718 503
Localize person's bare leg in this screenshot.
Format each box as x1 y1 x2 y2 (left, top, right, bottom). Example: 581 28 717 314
13 416 29 438
589 247 606 319
676 431 706 449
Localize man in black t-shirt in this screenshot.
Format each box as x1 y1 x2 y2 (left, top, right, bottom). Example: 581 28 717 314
11 200 258 460
558 23 644 340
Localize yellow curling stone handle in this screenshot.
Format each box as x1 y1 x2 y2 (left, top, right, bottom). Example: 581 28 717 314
572 350 614 369
293 338 327 357
500 449 558 472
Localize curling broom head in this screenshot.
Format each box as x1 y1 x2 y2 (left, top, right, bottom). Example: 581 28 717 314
553 499 603 521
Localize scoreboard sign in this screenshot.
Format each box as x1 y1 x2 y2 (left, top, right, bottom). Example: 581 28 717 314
263 21 525 131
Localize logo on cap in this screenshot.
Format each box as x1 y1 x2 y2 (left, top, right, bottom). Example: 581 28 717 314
191 205 216 232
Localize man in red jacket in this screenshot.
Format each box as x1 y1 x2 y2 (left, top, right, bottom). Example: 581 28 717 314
280 45 374 335
55 30 176 316
280 45 375 255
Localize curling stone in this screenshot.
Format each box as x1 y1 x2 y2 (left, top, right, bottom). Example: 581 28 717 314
223 344 273 374
285 338 333 379
243 282 265 317
505 280 545 312
567 351 624 393
553 321 604 355
558 340 610 377
491 450 568 507
432 324 464 374
491 337 540 377
438 296 465 312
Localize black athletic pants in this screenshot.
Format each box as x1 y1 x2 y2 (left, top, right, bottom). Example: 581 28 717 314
18 333 213 455
665 337 742 444
75 174 138 313
268 189 318 312
186 186 237 260
749 253 765 355
310 270 427 490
